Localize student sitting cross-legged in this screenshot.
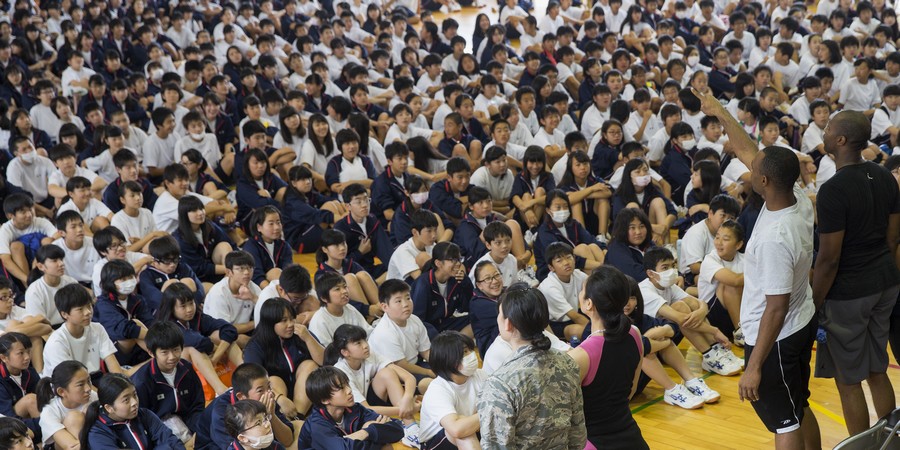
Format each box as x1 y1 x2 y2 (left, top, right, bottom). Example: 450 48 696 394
314 229 382 319
204 251 262 345
241 206 294 289
538 242 590 341
131 321 206 444
533 189 605 280
387 210 440 284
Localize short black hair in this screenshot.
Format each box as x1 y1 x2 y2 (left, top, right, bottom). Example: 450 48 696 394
92 226 127 256
231 363 269 396
411 209 438 232
100 259 136 296
55 283 94 315
315 272 345 304
3 193 33 216
709 194 741 217
224 400 268 438
148 235 181 261
482 221 512 242
56 209 84 231
643 247 675 271
378 279 410 304
341 183 368 203
279 264 313 296
225 251 254 270
385 142 409 160
468 186 491 205
429 331 475 381
118 180 143 199
146 321 185 353
306 366 351 406
759 146 801 190
446 157 470 176
544 241 575 265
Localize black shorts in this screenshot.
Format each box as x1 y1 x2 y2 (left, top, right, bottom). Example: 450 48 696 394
707 294 736 339
745 318 816 434
549 319 573 338
422 429 457 450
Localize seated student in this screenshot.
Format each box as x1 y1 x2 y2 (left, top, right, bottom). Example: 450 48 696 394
659 122 696 206
224 400 287 450
308 272 374 347
173 196 236 286
411 242 474 340
333 183 394 279
47 144 107 204
57 176 114 235
429 157 473 225
468 221 522 290
325 129 377 195
244 298 324 416
470 261 504 357
139 235 204 312
0 193 60 288
153 163 236 235
533 190 605 280
538 242 590 341
174 112 224 179
638 247 743 376
111 181 168 254
96 259 155 365
195 363 300 450
608 143 666 193
241 206 293 289
52 211 101 287
0 415 37 449
235 148 288 225
511 146 556 231
7 137 56 217
315 230 381 316
621 275 719 410
101 149 160 214
80 373 185 449
613 158 677 245
0 333 43 441
590 120 625 182
392 175 454 246
37 360 97 450
131 321 205 443
698 220 745 346
557 150 612 240
871 84 900 148
179 149 230 201
370 280 435 388
299 366 405 449
605 208 656 282
387 210 440 284
469 147 514 215
90 226 153 297
454 186 531 271
205 251 262 340
372 142 413 222
255 264 321 328
24 244 79 329
418 331 484 450
683 159 723 224
679 194 740 284
438 113 484 168
325 325 422 443
157 282 241 395
283 165 345 254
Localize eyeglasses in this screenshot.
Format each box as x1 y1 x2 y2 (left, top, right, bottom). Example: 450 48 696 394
107 242 126 251
442 257 465 265
239 414 272 433
478 273 503 283
156 257 181 265
286 292 309 303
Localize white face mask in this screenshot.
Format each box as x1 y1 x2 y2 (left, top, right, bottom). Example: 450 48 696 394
653 268 678 288
459 352 478 377
190 132 205 140
151 69 163 82
411 192 429 205
686 55 700 67
116 278 137 295
19 151 35 163
242 432 274 449
680 138 696 149
676 10 688 19
551 210 570 223
632 174 652 187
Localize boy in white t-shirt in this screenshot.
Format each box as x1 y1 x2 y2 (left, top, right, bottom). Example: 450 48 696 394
204 251 261 342
47 145 106 203
638 247 743 376
52 211 100 285
7 138 56 213
468 222 519 288
110 180 167 254
56 177 114 235
698 220 746 346
469 147 515 213
387 210 437 283
538 242 589 341
369 280 435 390
0 194 60 286
308 272 373 347
152 163 231 233
679 194 740 281
24 242 79 329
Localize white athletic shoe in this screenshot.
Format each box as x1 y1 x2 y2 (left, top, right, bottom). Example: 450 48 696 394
701 348 741 376
524 229 536 247
450 1 462 11
733 327 745 347
401 422 421 448
663 384 704 409
517 267 539 287
439 4 449 13
685 378 721 403
722 347 745 369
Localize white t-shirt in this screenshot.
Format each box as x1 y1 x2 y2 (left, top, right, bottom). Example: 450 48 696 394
142 133 180 170
698 251 744 303
0 305 25 332
52 237 100 284
60 66 96 97
337 157 370 183
469 167 514 202
386 238 433 281
24 275 79 326
468 252 517 287
204 278 262 325
816 155 837 190
839 78 881 112
481 332 571 375
679 221 715 274
254 280 319 329
741 185 815 346
384 124 432 145
57 199 112 226
0 218 57 254
308 305 373 347
42 323 118 377
174 134 222 169
110 208 158 241
539 270 589 322
7 155 56 202
299 139 338 174
334 353 391 403
152 191 213 233
40 392 98 446
369 315 431 364
419 370 487 442
48 166 101 190
638 278 691 318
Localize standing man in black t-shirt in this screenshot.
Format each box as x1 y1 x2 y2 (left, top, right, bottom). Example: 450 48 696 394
813 110 900 435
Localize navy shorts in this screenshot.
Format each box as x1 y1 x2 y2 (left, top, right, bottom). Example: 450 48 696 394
422 429 457 450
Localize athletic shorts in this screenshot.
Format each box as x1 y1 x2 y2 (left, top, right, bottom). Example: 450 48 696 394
816 285 900 384
745 318 816 434
422 430 457 450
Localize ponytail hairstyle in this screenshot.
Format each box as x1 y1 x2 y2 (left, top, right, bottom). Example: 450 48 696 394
180 148 211 175
583 265 632 341
315 229 347 265
323 324 369 366
36 360 88 410
253 298 298 375
155 281 196 323
250 205 282 240
498 287 551 351
421 241 462 274
0 417 31 450
27 243 66 285
79 374 137 450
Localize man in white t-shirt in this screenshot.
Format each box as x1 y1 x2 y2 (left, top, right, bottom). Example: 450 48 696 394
204 251 261 337
7 138 56 207
369 280 434 391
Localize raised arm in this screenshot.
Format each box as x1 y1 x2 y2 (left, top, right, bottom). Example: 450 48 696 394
692 88 759 169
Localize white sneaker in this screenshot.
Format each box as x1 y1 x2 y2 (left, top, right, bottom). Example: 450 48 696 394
402 422 421 448
450 1 462 11
663 384 704 409
664 243 678 262
722 348 745 369
524 229 536 247
733 327 745 347
701 348 741 376
595 234 608 245
685 378 720 403
439 4 449 13
517 267 539 287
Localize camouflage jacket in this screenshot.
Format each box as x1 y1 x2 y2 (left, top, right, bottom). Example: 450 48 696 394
477 344 587 450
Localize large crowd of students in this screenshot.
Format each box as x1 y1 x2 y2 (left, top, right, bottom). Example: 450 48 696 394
0 0 896 448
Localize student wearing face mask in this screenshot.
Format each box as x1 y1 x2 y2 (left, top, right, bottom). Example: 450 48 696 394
224 400 284 450
390 175 454 248
660 122 697 207
94 259 156 367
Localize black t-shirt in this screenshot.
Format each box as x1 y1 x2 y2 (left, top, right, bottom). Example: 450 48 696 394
817 162 900 300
